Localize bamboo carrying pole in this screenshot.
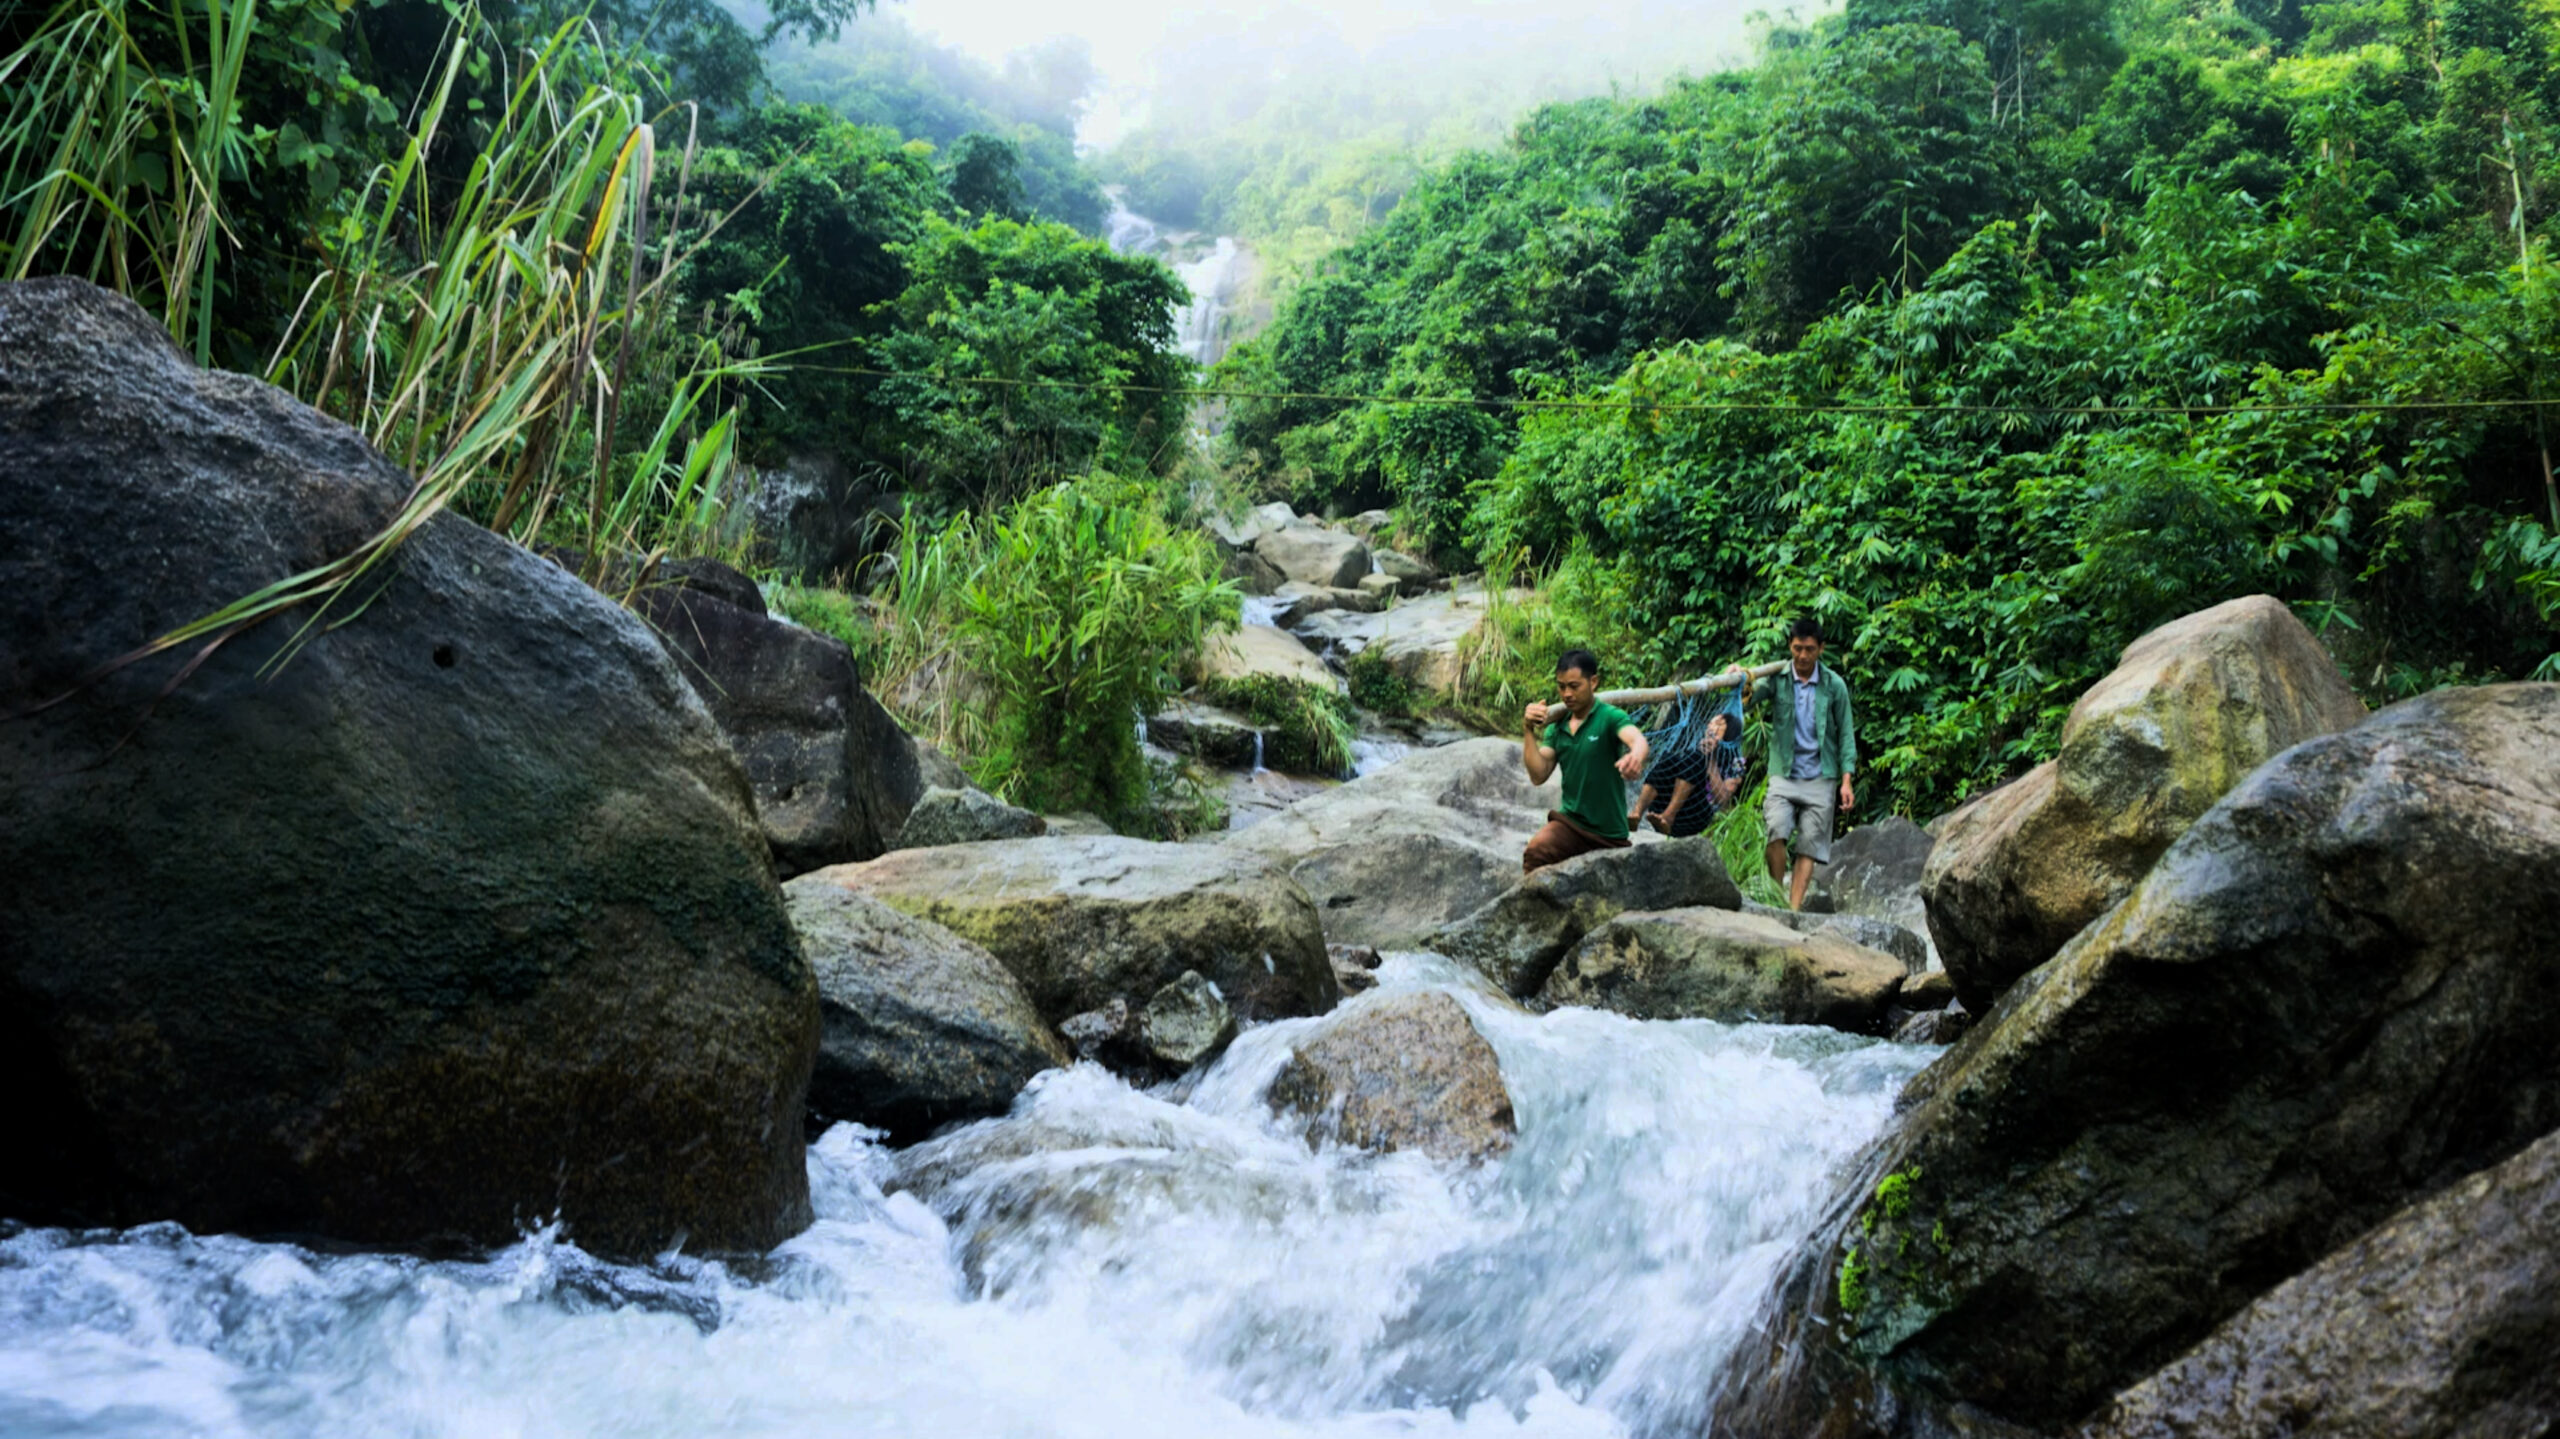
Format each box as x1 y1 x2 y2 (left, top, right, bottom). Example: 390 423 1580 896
1594 660 1793 709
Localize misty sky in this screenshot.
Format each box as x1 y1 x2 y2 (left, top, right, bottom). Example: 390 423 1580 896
879 0 1781 147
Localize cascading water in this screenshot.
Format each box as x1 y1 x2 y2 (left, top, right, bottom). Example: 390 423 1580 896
1105 197 1253 369
0 957 1929 1438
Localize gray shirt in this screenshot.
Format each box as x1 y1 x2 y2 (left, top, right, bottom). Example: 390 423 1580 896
1789 667 1823 780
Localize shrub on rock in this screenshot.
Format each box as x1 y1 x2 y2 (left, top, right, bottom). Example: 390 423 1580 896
1921 595 2365 1012
0 278 815 1256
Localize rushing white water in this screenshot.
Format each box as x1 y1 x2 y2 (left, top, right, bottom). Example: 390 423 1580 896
1349 736 1412 776
1104 198 1253 368
0 958 1928 1439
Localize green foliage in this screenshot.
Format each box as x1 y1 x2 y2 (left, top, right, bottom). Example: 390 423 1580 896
1196 673 1357 776
1445 548 1650 734
1231 0 2560 817
1836 1243 1872 1316
1873 1166 1922 1222
5 1 771 657
948 476 1240 823
1344 647 1418 717
763 16 1105 232
1711 778 1789 907
864 215 1195 508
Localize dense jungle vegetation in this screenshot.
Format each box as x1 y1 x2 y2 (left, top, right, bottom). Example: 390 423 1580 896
8 0 2558 827
1219 0 2560 815
0 0 1220 828
0 0 1186 540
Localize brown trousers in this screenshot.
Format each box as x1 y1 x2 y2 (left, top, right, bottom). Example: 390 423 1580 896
1523 812 1633 873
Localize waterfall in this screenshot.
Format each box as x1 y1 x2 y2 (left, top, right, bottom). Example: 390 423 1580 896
1105 196 1253 369
0 958 1929 1438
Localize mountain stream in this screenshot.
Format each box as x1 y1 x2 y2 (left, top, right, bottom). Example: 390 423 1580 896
0 956 1928 1438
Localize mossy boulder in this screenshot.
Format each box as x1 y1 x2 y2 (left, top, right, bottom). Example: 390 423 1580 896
786 881 1067 1143
798 835 1336 1026
1542 908 1907 1032
1714 684 2560 1437
0 278 815 1256
1435 837 1742 996
1922 595 2365 1012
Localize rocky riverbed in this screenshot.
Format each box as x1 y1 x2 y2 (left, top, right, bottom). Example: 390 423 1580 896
5 278 2556 1438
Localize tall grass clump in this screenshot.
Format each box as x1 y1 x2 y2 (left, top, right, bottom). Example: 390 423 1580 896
1451 544 1649 731
794 478 1239 825
953 475 1238 820
2 2 766 663
0 0 253 363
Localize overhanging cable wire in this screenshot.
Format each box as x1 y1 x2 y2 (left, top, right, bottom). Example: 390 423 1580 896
788 362 2556 417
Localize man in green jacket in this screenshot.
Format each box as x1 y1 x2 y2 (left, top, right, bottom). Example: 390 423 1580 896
1746 617 1857 910
1520 648 1651 872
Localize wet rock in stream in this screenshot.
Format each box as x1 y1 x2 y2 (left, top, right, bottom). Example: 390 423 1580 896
1715 682 2560 1438
0 278 814 1256
1543 908 1908 1033
800 834 1337 1028
1267 991 1517 1164
1436 836 1743 996
786 881 1068 1142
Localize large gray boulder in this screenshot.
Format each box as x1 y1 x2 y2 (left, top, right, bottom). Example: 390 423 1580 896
1436 838 1742 995
1254 525 1370 589
1374 548 1442 595
785 881 1067 1142
1807 817 1936 955
1198 623 1341 694
892 785 1046 848
1146 701 1263 770
0 278 815 1256
798 835 1336 1026
1544 908 1907 1032
1922 596 2366 1011
2084 1124 2560 1439
1266 991 1516 1163
1741 902 1927 975
1311 585 1507 695
635 569 930 877
1222 737 1559 947
1271 580 1387 625
1712 684 2560 1438
1221 546 1286 596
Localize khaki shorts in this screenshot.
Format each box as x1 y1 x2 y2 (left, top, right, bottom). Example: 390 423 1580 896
1764 775 1837 864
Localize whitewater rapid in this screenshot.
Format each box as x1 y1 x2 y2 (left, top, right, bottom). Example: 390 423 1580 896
0 956 1928 1439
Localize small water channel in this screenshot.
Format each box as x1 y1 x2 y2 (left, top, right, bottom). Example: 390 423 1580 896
0 958 1928 1438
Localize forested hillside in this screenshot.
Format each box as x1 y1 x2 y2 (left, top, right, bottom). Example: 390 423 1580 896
761 14 1108 232
0 0 1178 549
1225 0 2560 814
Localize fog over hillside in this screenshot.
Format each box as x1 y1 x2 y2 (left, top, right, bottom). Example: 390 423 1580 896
882 0 1778 148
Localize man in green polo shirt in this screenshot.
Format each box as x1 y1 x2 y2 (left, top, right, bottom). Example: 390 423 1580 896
1520 648 1651 872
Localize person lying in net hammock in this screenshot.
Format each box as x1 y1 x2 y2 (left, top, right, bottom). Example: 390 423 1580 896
1629 708 1748 838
